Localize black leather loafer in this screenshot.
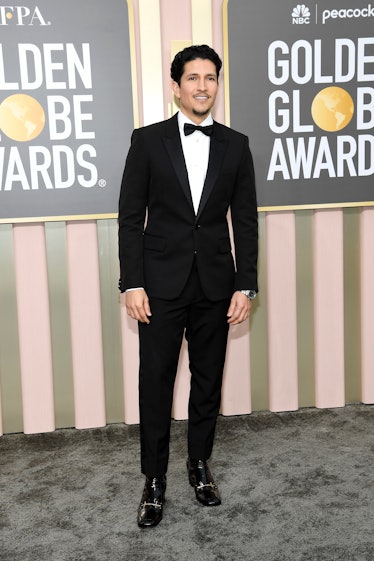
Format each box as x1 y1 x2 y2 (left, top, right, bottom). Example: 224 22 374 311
187 458 221 506
137 475 166 528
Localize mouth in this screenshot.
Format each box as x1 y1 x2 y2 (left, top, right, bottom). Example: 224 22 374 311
194 95 209 101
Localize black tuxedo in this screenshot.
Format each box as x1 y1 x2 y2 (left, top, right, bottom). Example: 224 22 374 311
119 114 258 299
118 113 258 476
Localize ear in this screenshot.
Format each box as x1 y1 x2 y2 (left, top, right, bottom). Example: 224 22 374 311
172 80 181 99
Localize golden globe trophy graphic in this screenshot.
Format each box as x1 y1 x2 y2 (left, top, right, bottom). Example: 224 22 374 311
0 94 46 142
311 87 354 133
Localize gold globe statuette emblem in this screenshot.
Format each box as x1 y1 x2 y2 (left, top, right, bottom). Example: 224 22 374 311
0 93 46 142
311 86 354 133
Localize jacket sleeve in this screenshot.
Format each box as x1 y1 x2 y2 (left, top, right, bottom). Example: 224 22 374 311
230 136 258 292
118 128 149 292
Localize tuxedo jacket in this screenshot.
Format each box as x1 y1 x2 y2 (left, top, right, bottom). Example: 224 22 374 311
118 114 258 301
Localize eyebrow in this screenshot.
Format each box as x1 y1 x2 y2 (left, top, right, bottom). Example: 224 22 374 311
185 73 217 78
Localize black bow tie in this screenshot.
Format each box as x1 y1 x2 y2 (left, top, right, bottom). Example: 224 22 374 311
184 123 213 137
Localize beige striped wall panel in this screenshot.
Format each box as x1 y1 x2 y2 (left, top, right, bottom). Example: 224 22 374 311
0 0 373 435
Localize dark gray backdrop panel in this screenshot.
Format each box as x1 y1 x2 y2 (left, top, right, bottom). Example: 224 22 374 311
227 0 374 208
0 0 133 221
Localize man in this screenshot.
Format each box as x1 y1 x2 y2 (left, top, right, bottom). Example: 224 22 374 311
118 45 258 528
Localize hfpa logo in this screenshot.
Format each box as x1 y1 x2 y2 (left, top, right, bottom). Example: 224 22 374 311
0 6 50 26
292 4 311 24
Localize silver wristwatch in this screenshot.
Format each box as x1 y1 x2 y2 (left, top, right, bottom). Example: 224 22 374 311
240 290 257 300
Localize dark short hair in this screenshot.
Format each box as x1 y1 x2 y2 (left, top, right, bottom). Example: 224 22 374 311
170 44 222 85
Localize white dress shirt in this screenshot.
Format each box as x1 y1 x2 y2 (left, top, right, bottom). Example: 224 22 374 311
177 111 212 215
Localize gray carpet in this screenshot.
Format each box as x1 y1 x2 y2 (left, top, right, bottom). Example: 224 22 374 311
1 405 373 561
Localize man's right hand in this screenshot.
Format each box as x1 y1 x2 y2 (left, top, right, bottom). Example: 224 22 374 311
125 289 152 324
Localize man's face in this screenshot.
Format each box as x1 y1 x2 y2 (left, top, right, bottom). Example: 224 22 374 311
172 58 218 124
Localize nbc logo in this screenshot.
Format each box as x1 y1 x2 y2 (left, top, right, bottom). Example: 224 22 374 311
292 4 311 24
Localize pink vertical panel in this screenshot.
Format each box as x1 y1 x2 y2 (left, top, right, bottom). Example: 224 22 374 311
217 0 251 414
221 323 251 415
66 221 106 429
120 303 140 424
212 0 225 122
160 0 192 115
119 0 143 424
124 0 252 421
313 210 345 408
360 208 374 404
160 0 194 419
214 1 251 416
13 224 55 434
173 341 190 420
266 212 298 412
131 0 144 127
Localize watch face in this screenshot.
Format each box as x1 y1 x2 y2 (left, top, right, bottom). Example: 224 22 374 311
240 290 257 299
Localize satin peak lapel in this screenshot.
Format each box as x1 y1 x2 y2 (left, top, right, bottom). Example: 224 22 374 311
196 133 227 220
163 118 194 209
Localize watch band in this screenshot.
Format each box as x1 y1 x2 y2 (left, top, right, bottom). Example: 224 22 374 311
240 290 257 300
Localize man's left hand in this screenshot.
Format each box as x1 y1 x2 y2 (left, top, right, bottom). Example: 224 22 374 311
227 291 252 325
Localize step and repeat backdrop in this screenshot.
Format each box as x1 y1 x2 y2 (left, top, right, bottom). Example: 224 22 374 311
1 0 373 436
1 1 373 219
0 0 133 222
227 0 374 209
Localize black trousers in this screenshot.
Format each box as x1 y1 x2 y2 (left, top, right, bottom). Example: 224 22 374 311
138 263 231 477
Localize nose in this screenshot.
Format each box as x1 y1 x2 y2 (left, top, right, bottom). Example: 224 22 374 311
197 77 207 90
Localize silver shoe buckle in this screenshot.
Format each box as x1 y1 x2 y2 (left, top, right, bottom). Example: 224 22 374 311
196 482 217 491
140 501 162 509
